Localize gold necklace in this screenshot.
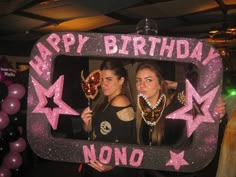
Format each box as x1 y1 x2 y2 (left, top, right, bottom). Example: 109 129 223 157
137 93 166 126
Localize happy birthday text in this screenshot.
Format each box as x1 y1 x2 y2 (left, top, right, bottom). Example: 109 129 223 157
29 33 220 77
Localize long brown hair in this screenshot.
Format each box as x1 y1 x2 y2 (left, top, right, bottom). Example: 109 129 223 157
95 59 134 112
136 61 169 145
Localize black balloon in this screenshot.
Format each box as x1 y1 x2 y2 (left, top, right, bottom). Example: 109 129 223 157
0 81 8 100
2 125 20 142
9 113 25 127
11 167 23 177
0 138 10 163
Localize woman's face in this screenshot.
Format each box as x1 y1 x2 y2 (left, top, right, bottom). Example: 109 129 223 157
136 68 161 105
101 70 124 100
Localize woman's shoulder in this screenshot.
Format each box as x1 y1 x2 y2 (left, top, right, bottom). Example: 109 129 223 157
111 94 131 107
110 95 135 121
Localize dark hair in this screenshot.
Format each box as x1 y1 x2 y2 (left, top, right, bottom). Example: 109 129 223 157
98 59 134 107
100 59 128 81
136 61 169 145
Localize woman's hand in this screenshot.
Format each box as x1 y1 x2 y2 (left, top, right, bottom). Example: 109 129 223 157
88 160 113 172
214 96 226 120
81 107 93 132
165 80 178 90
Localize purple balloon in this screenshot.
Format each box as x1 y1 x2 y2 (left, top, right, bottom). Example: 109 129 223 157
8 84 25 99
2 97 20 115
3 152 23 169
0 111 10 130
10 137 27 153
0 167 11 177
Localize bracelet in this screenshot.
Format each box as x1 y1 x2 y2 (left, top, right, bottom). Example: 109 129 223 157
177 91 185 105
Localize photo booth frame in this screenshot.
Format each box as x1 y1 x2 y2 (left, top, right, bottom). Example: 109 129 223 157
27 32 223 172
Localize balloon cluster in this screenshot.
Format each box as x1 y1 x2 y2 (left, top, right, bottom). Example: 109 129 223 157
0 81 26 177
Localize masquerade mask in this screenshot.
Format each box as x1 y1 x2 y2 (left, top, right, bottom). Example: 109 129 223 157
137 93 166 126
81 70 101 100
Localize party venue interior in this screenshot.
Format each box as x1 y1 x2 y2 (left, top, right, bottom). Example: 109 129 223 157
0 0 236 177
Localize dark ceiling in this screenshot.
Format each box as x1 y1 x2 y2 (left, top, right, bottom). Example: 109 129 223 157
0 0 236 56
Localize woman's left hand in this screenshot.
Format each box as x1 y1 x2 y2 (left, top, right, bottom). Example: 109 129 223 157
214 96 226 119
88 160 113 172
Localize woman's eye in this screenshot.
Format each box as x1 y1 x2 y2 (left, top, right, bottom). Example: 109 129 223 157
146 79 152 82
136 79 141 83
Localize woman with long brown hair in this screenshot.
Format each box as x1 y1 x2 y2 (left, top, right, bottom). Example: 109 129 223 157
135 61 226 177
80 59 136 177
135 61 186 148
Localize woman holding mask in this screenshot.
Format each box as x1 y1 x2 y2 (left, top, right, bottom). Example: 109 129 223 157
79 59 136 177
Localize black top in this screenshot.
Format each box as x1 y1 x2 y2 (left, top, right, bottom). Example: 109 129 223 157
82 104 137 177
92 104 136 144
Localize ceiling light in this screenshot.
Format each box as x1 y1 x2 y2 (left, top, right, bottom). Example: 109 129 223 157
209 27 236 39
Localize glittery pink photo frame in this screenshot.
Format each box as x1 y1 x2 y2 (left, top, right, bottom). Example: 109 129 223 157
27 32 223 172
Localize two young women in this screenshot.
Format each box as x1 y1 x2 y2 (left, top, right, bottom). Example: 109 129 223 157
80 60 225 177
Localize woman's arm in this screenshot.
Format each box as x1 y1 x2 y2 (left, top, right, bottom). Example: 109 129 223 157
165 80 178 90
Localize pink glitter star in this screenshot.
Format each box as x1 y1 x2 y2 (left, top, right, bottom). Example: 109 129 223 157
166 151 189 170
166 79 219 137
31 75 79 130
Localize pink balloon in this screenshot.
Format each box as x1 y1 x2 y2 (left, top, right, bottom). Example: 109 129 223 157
10 137 27 153
3 152 23 169
0 71 5 82
8 84 26 99
3 80 13 86
0 111 10 130
0 167 11 177
18 127 23 135
2 97 20 115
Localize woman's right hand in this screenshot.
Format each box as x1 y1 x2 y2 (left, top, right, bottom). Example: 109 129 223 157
88 160 113 172
81 107 93 132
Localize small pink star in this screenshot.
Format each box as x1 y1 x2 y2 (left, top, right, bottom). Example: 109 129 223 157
31 75 79 130
166 79 219 137
166 150 189 170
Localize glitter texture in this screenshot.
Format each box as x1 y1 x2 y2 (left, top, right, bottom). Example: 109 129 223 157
31 75 79 130
27 32 223 172
166 79 219 137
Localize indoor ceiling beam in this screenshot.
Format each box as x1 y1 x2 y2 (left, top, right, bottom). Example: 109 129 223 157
15 0 46 11
215 0 228 14
13 11 61 24
105 12 138 24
